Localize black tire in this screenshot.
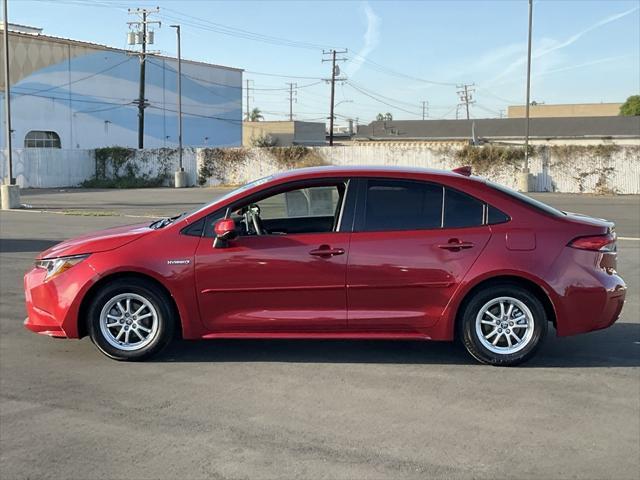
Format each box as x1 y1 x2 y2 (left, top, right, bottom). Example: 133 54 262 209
87 277 175 361
459 283 548 367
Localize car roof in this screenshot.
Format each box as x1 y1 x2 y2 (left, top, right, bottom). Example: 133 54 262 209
268 165 482 182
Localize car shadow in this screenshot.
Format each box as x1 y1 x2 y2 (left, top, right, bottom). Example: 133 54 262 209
0 239 59 253
154 322 640 368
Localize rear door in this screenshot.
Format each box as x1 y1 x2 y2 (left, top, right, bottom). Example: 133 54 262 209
346 178 492 332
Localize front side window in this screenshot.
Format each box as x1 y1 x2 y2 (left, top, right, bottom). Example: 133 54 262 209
200 182 347 238
24 130 61 148
256 186 340 220
363 179 443 232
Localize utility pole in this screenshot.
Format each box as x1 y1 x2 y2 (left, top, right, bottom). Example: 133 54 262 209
1 0 19 209
421 101 429 120
170 24 186 188
522 0 534 192
2 0 12 185
286 82 297 121
244 79 253 121
322 49 347 146
456 83 475 120
127 7 160 149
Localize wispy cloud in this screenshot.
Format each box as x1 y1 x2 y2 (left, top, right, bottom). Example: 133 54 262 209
488 5 639 85
346 2 381 78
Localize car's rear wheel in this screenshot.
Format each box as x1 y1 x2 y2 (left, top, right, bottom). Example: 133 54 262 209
460 284 547 366
87 278 174 361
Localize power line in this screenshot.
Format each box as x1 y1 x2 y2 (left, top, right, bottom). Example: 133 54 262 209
159 6 334 51
346 83 422 117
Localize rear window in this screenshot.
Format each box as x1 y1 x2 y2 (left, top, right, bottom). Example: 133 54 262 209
487 181 565 217
363 179 443 231
443 188 484 228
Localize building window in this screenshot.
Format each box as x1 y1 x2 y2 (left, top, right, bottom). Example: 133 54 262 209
24 130 61 148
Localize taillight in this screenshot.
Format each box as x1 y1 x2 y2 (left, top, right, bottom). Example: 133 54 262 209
568 233 617 252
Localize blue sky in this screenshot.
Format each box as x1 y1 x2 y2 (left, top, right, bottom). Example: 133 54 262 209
7 0 640 123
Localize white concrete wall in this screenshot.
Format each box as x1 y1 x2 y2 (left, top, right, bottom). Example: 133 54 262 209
2 144 639 194
0 149 95 188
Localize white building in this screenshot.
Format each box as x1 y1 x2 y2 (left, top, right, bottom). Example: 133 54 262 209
0 24 243 151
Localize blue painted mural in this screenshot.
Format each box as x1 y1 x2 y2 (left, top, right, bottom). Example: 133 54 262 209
1 46 242 149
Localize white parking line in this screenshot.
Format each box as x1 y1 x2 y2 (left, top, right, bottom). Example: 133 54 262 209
618 237 640 241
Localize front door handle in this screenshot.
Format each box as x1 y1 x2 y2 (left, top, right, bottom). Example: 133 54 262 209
309 245 345 257
438 239 475 252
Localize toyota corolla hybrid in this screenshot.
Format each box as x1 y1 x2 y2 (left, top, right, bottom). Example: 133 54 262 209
24 166 626 366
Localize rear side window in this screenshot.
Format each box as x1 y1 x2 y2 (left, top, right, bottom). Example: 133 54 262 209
487 205 510 224
443 188 484 228
363 180 443 231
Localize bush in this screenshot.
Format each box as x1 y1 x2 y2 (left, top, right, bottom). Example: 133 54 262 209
82 147 171 188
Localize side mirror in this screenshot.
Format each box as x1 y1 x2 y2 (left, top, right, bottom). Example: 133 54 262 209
213 218 237 248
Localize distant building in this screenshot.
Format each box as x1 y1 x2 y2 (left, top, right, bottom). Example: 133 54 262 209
243 121 325 146
354 117 640 145
508 102 622 118
0 24 243 150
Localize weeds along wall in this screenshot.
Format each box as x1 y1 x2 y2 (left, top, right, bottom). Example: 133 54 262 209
1 144 639 194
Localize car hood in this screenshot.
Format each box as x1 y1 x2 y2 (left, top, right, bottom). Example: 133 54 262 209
38 222 153 259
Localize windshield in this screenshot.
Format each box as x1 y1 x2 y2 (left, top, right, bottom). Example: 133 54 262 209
186 175 275 218
486 181 565 217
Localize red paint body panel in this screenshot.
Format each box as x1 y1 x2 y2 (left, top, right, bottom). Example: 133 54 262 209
195 233 349 332
346 226 491 332
23 166 626 347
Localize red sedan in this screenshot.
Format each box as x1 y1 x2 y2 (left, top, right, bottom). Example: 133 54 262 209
24 166 626 366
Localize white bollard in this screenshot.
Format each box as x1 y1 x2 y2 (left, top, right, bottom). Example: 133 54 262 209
174 170 188 188
518 172 533 193
0 184 21 209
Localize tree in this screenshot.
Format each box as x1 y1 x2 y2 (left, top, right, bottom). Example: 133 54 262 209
619 95 640 116
245 107 264 122
376 112 393 121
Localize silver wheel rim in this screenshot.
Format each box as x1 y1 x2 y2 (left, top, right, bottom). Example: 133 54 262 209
475 296 535 355
99 293 159 351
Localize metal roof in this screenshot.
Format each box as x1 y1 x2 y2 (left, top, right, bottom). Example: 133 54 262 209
355 116 640 140
6 29 243 73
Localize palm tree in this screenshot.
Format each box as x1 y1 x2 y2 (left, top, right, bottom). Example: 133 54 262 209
246 107 264 122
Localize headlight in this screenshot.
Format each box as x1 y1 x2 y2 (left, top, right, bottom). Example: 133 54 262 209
35 254 90 280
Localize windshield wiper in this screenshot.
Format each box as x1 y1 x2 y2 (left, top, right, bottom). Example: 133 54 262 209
149 213 184 229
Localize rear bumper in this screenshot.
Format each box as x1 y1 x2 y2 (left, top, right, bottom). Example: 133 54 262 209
552 249 626 336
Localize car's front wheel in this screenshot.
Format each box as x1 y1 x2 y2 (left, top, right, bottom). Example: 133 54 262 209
460 283 548 366
87 278 175 361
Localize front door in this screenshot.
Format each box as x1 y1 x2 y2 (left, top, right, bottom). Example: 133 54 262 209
346 178 491 332
195 181 352 333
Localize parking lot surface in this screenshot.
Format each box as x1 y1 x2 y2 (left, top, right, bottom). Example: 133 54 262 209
1 188 639 479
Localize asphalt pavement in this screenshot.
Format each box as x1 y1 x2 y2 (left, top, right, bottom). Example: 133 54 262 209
1 188 638 479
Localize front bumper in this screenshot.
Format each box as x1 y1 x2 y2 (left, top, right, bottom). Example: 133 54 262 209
24 261 98 339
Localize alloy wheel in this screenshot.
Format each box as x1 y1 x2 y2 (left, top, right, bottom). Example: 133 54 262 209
99 293 159 351
475 296 535 355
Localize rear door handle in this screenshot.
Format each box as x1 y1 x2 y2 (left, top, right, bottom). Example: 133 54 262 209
309 245 345 257
438 240 474 251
